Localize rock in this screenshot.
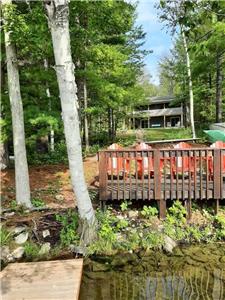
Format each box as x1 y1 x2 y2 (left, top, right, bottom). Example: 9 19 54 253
172 247 184 257
163 235 177 253
69 245 86 255
42 229 50 238
111 253 138 267
14 226 26 235
12 247 24 259
1 246 10 261
55 194 64 201
128 210 139 219
38 242 51 255
15 232 29 244
92 262 110 272
4 212 15 217
6 253 15 262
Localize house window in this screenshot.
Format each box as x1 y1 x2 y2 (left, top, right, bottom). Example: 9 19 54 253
141 119 149 128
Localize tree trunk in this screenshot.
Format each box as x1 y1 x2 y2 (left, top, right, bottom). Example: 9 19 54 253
181 26 196 138
45 0 95 243
44 59 55 152
83 78 89 151
3 0 32 208
0 142 9 170
216 52 223 123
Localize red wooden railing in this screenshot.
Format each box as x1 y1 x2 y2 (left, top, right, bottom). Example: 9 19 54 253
98 148 225 218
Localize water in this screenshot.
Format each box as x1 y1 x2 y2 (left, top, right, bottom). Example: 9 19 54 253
79 244 225 300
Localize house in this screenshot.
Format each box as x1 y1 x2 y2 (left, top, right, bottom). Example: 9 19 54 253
132 96 184 129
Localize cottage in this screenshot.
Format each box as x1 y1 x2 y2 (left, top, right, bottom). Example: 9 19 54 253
132 96 184 129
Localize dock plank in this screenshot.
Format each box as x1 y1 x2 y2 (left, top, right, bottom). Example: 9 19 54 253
1 259 83 300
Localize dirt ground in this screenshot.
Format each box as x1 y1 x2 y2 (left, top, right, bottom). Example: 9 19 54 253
1 155 99 209
1 142 208 210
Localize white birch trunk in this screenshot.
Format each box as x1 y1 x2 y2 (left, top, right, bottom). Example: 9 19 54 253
45 0 95 229
44 59 55 152
3 0 32 208
181 26 196 139
83 78 89 152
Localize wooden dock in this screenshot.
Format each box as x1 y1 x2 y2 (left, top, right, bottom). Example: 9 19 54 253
1 259 83 300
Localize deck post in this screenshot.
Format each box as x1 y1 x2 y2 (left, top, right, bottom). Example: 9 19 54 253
99 151 108 203
213 149 221 214
154 150 165 219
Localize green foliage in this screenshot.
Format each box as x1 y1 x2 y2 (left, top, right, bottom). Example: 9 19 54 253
167 200 187 225
31 198 45 208
142 231 163 250
141 205 158 218
0 226 12 246
55 210 79 247
27 141 68 165
214 215 225 240
164 201 187 240
24 242 40 259
120 201 131 212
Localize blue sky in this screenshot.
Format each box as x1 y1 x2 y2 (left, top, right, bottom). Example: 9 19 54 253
134 0 173 85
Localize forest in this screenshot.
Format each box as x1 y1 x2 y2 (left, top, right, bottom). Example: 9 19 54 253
1 0 225 298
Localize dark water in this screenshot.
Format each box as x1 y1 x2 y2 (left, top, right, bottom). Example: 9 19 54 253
79 244 225 300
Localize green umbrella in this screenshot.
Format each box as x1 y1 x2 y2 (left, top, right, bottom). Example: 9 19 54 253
204 130 225 143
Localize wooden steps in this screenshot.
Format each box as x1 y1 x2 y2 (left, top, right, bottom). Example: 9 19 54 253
1 259 83 300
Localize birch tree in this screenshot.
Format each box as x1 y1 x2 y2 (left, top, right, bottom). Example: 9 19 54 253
44 0 95 243
181 26 196 138
157 0 197 138
2 0 32 208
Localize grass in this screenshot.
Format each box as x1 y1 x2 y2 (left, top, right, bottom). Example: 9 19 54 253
116 128 192 146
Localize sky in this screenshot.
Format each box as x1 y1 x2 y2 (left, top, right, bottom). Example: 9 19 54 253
134 0 173 85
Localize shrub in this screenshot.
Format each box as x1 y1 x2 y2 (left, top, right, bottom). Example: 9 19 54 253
55 210 79 247
141 205 158 218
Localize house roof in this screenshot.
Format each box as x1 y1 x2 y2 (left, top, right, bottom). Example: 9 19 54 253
149 96 175 104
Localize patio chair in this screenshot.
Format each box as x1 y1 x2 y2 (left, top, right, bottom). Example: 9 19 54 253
208 141 225 179
172 142 195 176
107 143 129 177
135 142 154 178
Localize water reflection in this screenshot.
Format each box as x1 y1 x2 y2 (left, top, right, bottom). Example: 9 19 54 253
80 259 225 299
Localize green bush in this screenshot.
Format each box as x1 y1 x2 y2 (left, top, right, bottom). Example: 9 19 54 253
56 210 79 247
27 141 68 165
214 215 225 240
24 242 40 259
141 205 158 218
31 198 45 208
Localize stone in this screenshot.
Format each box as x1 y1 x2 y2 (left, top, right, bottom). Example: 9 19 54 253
12 247 24 259
111 253 138 267
1 246 10 261
15 232 29 244
69 245 86 256
14 226 26 235
128 210 139 219
163 235 177 253
6 253 15 262
55 194 64 201
38 242 51 255
4 212 15 217
92 262 110 272
42 229 50 238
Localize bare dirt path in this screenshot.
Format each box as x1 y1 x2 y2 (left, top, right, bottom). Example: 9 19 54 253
1 155 98 209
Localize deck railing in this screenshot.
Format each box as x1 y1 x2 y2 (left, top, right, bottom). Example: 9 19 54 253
98 148 225 218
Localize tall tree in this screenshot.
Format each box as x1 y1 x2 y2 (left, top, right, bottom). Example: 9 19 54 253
44 0 95 243
2 0 32 208
157 0 197 138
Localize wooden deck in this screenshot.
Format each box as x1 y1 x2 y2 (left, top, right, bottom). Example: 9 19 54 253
1 259 83 300
99 148 225 218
